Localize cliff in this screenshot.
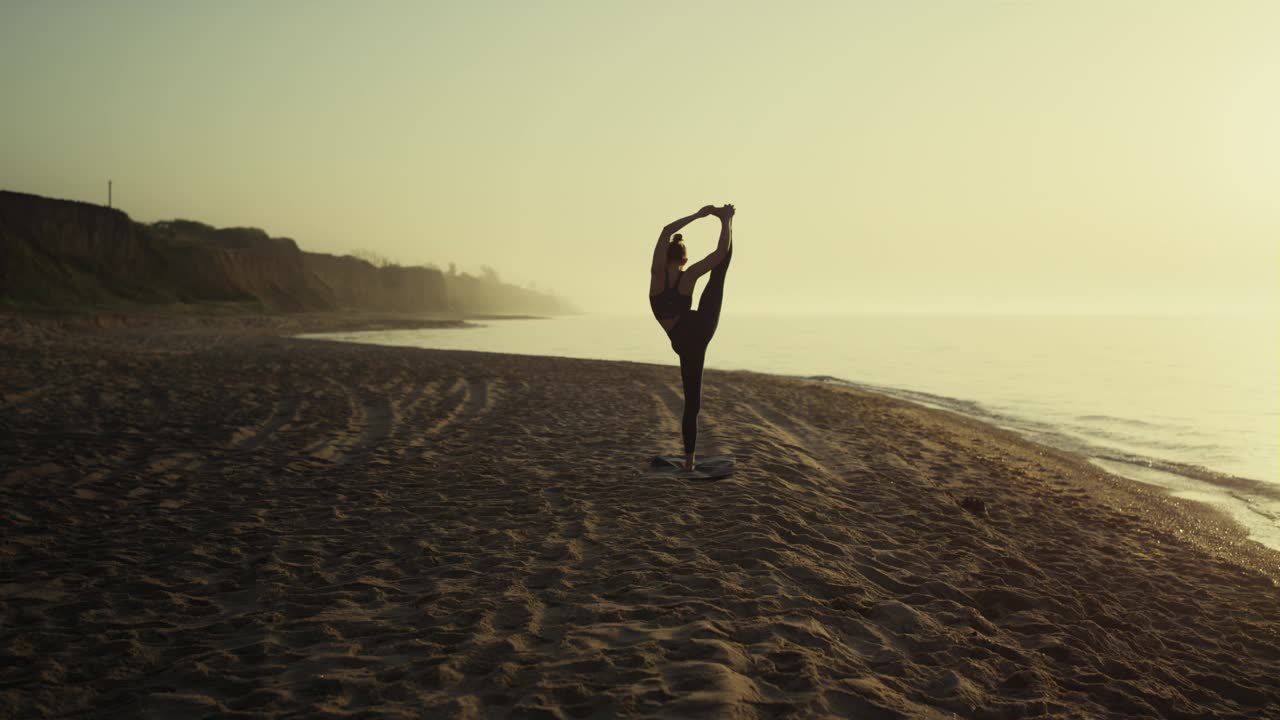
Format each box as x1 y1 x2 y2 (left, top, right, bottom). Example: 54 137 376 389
0 191 173 306
150 221 333 310
0 190 572 316
304 253 448 313
0 192 333 311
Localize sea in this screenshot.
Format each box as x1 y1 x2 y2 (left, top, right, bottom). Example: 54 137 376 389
303 312 1280 551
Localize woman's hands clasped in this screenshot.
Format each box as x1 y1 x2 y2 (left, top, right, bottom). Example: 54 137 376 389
698 203 735 220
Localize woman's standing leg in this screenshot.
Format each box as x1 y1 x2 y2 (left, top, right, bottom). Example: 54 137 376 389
677 344 706 469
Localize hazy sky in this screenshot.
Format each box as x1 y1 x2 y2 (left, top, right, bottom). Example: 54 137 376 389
2 1 1276 313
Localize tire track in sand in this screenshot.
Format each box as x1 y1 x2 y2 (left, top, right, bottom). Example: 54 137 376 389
393 379 440 431
424 378 500 438
231 392 302 453
416 378 468 442
309 377 393 465
731 399 841 486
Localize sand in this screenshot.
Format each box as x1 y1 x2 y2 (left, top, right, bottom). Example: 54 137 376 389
1 315 1277 719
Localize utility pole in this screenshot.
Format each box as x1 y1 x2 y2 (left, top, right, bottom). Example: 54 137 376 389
108 180 113 208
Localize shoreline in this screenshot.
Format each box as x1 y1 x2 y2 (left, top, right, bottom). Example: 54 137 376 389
782 372 1280 578
3 316 1277 717
801 375 1280 554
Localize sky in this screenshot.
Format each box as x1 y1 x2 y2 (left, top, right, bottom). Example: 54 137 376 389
2 1 1277 314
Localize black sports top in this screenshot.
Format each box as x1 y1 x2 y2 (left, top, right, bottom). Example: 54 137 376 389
649 270 691 323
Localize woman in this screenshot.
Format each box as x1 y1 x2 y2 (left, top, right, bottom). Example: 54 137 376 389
649 203 735 471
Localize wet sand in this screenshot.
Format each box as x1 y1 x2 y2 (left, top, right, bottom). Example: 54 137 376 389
2 316 1277 718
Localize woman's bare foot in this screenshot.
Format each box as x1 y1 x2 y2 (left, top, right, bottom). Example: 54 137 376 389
684 452 696 471
713 203 735 220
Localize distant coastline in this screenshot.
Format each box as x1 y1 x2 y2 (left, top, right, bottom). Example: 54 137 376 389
0 189 575 318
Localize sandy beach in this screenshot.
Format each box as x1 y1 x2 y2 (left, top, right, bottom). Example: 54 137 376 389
2 316 1277 719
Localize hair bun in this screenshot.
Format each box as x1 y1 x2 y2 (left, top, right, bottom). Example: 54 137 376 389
672 233 684 243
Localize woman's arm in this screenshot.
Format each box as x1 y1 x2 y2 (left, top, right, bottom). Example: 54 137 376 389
651 206 714 272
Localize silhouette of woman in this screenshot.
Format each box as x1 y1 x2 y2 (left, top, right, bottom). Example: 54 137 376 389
649 203 735 471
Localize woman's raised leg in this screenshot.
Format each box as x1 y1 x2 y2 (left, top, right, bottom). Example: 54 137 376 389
696 213 734 341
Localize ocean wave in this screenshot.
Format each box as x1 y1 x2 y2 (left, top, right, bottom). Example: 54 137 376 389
1074 413 1163 429
1059 423 1222 453
1092 453 1280 501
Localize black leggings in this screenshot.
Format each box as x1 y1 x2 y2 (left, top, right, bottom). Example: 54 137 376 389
670 248 732 454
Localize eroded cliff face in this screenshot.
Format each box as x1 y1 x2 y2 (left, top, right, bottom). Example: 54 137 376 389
0 191 171 305
0 192 340 310
304 254 448 313
1 190 571 316
151 221 334 311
